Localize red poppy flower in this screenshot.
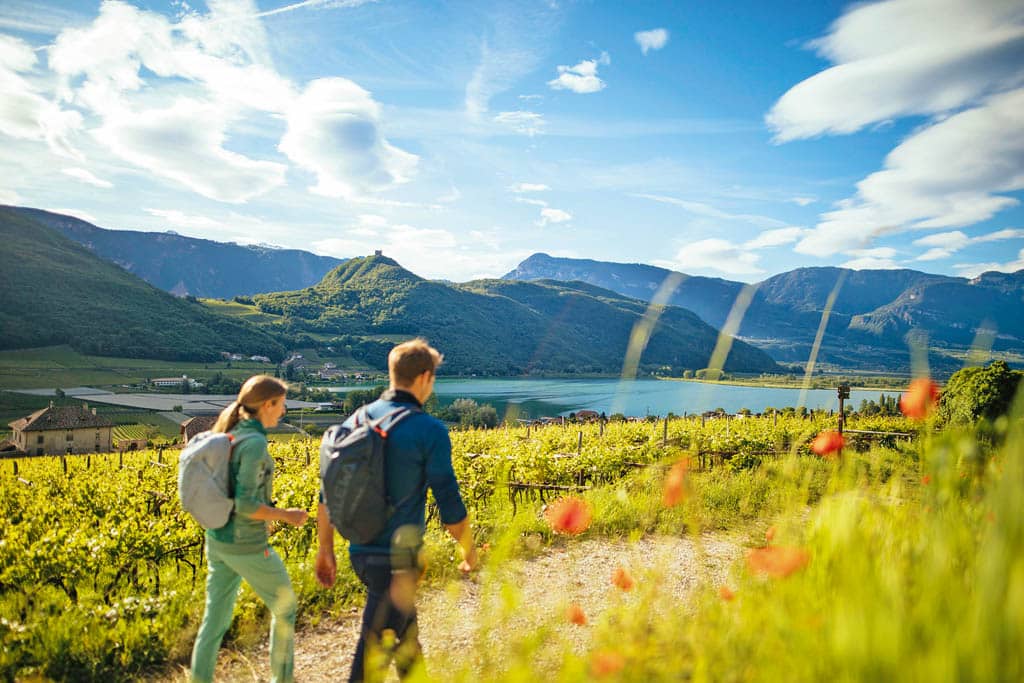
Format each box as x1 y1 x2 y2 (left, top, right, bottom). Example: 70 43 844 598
900 378 940 420
566 603 587 625
611 567 635 591
662 459 688 507
544 496 592 535
719 586 736 602
811 431 845 457
921 475 931 486
747 546 810 579
590 650 625 677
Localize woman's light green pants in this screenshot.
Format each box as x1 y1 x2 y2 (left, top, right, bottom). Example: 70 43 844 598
190 543 297 683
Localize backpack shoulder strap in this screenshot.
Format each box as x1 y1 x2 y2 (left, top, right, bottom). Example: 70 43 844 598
372 405 421 436
226 431 262 499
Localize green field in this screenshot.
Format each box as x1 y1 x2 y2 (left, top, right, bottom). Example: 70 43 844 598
0 346 275 390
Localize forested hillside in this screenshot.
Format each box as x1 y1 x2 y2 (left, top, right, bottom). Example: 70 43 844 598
0 208 286 361
251 256 780 375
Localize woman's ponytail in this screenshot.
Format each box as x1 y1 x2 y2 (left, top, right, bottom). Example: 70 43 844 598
212 400 243 434
212 375 288 433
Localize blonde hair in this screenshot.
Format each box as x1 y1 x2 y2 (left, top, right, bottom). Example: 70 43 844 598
212 375 289 433
388 338 443 387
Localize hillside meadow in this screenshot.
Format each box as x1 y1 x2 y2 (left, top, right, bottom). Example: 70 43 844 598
1 405 1021 681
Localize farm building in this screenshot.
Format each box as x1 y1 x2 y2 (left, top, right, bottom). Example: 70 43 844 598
8 404 113 456
181 416 217 444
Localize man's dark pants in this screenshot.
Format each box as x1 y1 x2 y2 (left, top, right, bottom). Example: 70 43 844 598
349 553 423 682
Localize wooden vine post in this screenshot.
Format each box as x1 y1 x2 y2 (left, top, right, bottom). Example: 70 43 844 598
577 431 583 455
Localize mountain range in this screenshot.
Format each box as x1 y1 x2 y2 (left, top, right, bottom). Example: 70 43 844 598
12 207 344 298
0 208 778 375
504 253 1024 373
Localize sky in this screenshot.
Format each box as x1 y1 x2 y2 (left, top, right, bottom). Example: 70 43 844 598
1 0 1022 283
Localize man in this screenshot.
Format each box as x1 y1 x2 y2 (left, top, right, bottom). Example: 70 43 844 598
315 338 478 682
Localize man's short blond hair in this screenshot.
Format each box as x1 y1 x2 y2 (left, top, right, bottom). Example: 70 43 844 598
388 338 443 386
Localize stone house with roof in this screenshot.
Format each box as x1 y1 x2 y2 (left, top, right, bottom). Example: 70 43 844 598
8 404 114 456
180 416 217 444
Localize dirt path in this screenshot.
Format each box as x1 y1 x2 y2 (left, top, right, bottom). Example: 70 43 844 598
155 533 741 682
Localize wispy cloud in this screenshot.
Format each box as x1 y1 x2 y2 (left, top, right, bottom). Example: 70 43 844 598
913 227 1024 261
493 110 545 136
840 247 901 270
252 0 378 19
61 167 113 189
767 0 1024 142
775 0 1024 258
953 248 1024 278
656 238 765 277
510 182 550 193
634 28 669 55
633 193 788 229
548 52 610 94
654 226 807 278
464 4 560 119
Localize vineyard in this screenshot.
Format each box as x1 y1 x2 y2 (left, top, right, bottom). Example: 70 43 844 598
0 410 1021 681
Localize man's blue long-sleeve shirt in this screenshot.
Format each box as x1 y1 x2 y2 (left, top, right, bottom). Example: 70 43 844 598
323 389 468 556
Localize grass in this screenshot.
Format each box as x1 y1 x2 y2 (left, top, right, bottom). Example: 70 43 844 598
423 422 1024 681
0 346 275 390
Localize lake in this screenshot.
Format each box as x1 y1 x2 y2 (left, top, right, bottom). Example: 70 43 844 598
332 378 897 420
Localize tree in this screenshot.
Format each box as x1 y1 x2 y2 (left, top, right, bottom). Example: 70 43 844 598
938 360 1023 425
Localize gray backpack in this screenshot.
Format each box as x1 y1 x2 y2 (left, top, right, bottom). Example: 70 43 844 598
178 431 258 529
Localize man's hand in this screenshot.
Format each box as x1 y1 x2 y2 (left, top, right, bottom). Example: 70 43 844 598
315 547 337 588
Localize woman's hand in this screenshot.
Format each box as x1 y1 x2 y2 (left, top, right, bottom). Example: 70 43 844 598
279 508 309 527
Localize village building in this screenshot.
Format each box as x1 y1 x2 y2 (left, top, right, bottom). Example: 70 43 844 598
152 375 202 389
180 416 217 444
8 404 113 456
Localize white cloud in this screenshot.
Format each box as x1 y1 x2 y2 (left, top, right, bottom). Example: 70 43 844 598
0 188 21 204
840 246 901 270
913 227 1024 260
313 218 524 281
767 0 1024 142
517 198 548 208
145 207 223 230
510 182 549 193
795 87 1024 256
840 256 902 270
548 52 610 94
46 207 97 223
634 28 669 55
976 228 1024 242
954 248 1024 278
279 78 418 200
95 98 286 203
743 226 807 249
790 196 816 206
252 0 379 19
913 230 970 249
61 167 113 188
657 238 765 277
493 110 545 136
537 207 572 226
0 35 83 159
633 193 788 229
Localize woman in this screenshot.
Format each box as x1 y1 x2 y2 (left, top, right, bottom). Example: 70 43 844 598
190 375 309 683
